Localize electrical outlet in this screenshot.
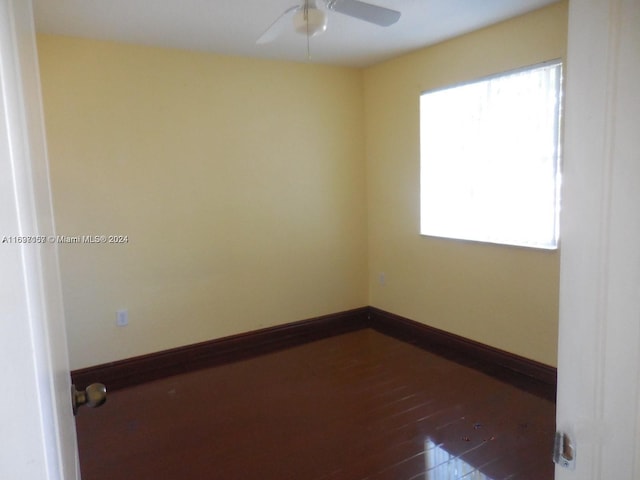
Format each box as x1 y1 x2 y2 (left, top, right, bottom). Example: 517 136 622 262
379 272 386 286
116 309 128 327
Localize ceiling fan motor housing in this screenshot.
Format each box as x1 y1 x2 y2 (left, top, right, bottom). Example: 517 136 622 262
293 6 328 37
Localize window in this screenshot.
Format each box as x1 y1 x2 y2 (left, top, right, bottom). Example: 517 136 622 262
419 61 562 249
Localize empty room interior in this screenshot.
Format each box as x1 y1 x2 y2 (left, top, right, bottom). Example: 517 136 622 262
34 1 568 478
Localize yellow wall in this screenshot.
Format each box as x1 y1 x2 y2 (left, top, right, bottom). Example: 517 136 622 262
37 1 567 370
37 36 368 369
364 1 567 366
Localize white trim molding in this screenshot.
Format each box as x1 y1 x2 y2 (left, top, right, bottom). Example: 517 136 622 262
0 1 77 479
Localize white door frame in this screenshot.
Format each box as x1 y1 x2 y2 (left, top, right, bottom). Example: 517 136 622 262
0 0 79 479
556 0 640 478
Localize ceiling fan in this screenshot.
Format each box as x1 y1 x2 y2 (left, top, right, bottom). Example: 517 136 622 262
256 0 401 44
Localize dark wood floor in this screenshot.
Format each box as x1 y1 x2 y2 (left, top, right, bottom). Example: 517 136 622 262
75 329 556 479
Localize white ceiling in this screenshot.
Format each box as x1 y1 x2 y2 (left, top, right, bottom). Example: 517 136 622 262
33 0 560 67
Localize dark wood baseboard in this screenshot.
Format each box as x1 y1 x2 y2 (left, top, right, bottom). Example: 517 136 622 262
368 307 556 400
71 307 369 391
72 306 556 400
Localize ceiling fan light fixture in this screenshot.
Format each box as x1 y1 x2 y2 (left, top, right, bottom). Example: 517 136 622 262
293 7 328 37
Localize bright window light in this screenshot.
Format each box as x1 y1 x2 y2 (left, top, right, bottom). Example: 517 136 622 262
420 61 562 249
425 439 494 479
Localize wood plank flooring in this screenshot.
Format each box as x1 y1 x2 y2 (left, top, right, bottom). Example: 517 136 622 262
75 329 556 479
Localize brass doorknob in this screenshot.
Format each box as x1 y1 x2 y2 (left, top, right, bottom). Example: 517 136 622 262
72 383 107 415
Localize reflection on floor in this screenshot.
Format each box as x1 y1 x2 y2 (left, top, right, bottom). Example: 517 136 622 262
76 329 555 479
425 439 493 479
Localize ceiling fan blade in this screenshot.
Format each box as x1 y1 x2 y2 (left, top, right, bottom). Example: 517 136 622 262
327 0 400 26
256 5 300 44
